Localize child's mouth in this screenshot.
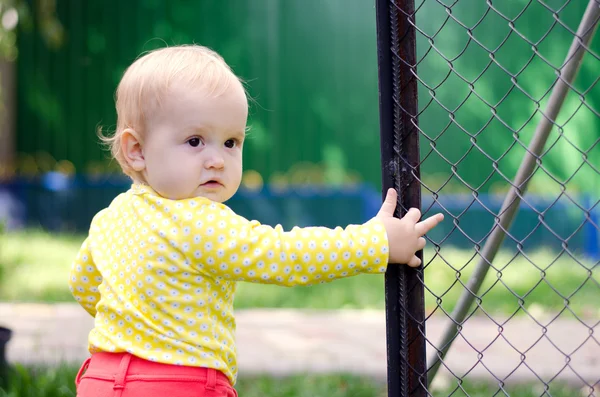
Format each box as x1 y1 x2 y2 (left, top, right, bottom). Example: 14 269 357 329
202 181 222 188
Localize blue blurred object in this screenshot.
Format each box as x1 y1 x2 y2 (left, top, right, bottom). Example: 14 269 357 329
40 171 74 192
0 176 599 259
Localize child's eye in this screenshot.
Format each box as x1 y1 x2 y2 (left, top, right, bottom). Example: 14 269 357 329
224 139 237 149
187 137 202 147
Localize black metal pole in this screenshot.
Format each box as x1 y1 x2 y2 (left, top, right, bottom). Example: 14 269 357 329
0 326 12 389
375 0 426 396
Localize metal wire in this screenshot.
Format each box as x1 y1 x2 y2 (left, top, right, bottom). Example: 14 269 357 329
379 0 600 395
427 0 600 383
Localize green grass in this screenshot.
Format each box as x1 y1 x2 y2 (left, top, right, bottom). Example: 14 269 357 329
0 364 588 397
0 230 85 302
1 229 599 317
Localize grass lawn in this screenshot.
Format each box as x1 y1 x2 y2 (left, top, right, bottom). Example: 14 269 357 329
0 364 587 397
0 229 599 317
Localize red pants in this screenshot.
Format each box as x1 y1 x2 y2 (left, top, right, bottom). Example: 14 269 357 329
75 352 237 397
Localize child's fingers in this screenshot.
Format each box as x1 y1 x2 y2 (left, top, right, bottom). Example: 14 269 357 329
415 213 444 235
407 255 421 268
417 237 426 251
403 207 422 224
377 188 398 217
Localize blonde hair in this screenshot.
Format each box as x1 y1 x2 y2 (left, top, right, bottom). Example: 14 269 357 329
101 44 245 180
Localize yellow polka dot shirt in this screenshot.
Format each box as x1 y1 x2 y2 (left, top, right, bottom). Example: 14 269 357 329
69 184 389 384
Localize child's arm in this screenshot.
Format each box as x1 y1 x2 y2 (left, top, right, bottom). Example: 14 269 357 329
204 217 389 286
187 190 443 286
69 237 102 316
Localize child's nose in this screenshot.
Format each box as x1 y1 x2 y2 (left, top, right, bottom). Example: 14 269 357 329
204 150 225 169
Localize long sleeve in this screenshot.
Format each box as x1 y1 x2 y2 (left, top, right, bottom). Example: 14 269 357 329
182 202 389 286
69 237 102 316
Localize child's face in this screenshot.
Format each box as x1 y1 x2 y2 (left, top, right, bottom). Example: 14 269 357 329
138 81 248 201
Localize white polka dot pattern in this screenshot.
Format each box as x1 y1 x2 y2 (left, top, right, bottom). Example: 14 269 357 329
69 184 389 385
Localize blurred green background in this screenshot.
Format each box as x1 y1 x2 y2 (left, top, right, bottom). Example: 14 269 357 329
3 0 598 255
13 0 600 195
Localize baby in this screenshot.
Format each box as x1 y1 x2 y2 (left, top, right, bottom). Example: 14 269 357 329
69 45 444 397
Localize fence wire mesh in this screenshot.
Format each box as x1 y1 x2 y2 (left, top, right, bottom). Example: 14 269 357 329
377 0 600 396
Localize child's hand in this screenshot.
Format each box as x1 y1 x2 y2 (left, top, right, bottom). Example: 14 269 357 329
376 188 444 267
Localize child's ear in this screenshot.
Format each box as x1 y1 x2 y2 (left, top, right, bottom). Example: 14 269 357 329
121 128 145 172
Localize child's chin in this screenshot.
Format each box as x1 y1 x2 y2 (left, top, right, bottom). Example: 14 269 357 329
194 192 226 203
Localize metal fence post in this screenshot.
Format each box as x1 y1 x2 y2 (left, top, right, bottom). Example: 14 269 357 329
0 326 12 389
376 0 426 396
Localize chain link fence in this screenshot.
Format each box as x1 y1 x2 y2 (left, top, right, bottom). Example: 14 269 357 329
376 0 600 395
